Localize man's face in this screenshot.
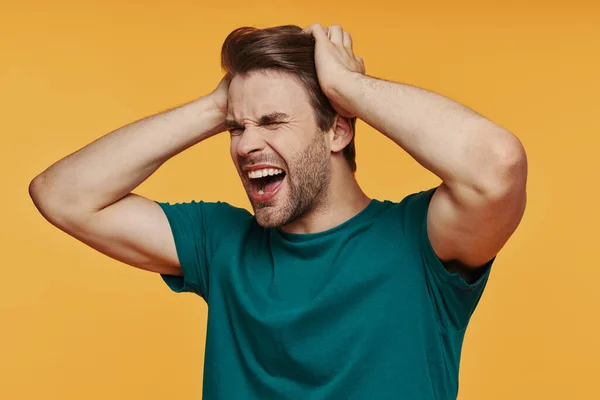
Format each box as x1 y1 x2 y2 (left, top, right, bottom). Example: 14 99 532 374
227 70 331 228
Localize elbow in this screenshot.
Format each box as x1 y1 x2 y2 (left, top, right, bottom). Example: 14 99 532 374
498 135 528 181
29 173 97 229
29 174 47 210
29 174 70 226
482 135 528 199
29 174 55 222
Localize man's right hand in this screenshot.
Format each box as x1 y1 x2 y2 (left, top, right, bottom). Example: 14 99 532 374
210 73 232 119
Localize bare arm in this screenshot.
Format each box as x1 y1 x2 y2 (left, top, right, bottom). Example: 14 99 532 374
302 23 527 276
338 73 527 270
29 75 231 274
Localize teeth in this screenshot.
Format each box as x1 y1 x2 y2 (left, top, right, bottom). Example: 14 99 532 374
248 168 284 179
258 189 264 195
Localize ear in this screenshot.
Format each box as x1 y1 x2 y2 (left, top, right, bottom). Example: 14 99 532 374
328 115 354 154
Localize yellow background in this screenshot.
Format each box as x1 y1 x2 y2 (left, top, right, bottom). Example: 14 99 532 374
2 0 598 398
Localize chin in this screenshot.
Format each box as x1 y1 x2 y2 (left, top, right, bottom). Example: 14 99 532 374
253 206 287 228
246 183 291 228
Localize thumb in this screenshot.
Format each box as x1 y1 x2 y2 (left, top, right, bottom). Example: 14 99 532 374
355 55 366 74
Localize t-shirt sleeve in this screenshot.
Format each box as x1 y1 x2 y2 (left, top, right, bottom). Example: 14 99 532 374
400 187 494 334
154 200 252 301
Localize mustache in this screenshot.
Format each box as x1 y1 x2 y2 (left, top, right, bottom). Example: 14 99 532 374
238 155 287 170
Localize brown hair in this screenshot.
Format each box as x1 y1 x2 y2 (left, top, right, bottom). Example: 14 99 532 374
220 25 357 172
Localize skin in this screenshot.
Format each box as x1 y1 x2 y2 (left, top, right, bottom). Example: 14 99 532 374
226 70 369 231
220 23 527 279
302 23 527 277
29 23 527 285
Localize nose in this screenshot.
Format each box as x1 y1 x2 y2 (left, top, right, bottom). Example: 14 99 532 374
236 127 266 158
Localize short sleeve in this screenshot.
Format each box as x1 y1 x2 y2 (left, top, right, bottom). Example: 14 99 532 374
400 187 494 334
155 200 252 301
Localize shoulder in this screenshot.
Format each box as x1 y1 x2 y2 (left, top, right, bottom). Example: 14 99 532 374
155 200 254 232
375 187 438 230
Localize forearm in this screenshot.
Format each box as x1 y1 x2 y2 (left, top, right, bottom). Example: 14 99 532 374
340 73 523 192
30 94 224 214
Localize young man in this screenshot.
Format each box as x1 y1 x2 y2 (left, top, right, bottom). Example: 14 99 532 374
29 24 527 399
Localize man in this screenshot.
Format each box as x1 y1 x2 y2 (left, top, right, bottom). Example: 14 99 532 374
29 23 527 399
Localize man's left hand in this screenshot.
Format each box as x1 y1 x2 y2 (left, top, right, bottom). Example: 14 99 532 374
303 24 366 118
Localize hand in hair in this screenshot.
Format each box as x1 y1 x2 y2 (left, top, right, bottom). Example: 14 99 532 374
302 24 366 118
209 73 232 120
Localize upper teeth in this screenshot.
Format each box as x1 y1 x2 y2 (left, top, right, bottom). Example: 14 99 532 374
248 168 284 179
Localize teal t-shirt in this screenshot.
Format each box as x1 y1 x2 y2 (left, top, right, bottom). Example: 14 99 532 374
156 187 493 400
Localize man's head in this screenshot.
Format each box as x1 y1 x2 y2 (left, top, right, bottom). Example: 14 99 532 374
221 25 357 228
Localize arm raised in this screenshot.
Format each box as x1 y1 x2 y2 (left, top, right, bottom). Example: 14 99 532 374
29 75 231 274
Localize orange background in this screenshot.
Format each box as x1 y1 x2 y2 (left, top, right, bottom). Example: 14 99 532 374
2 0 598 399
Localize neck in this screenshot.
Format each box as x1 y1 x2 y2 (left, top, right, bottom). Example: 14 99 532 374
281 164 371 235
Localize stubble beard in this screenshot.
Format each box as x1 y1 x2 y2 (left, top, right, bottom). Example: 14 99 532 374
252 132 331 228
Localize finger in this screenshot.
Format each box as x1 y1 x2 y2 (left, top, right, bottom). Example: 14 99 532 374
302 23 328 42
342 31 353 51
355 55 366 74
326 25 343 45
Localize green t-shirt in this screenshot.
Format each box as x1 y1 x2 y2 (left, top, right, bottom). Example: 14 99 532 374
157 187 493 400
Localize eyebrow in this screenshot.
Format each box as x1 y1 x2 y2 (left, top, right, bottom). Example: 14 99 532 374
225 112 291 129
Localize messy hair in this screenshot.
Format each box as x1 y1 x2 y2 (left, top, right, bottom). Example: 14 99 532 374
220 25 357 172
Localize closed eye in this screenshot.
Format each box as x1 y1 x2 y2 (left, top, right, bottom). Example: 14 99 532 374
228 121 284 136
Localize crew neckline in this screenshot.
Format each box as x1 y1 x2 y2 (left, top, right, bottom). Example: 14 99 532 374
274 199 382 242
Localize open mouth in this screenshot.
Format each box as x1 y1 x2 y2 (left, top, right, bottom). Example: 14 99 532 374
247 168 287 202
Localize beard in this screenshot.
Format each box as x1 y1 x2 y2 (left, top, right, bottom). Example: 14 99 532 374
248 131 331 228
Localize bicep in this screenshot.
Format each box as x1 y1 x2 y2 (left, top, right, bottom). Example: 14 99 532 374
55 193 182 275
427 179 526 268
